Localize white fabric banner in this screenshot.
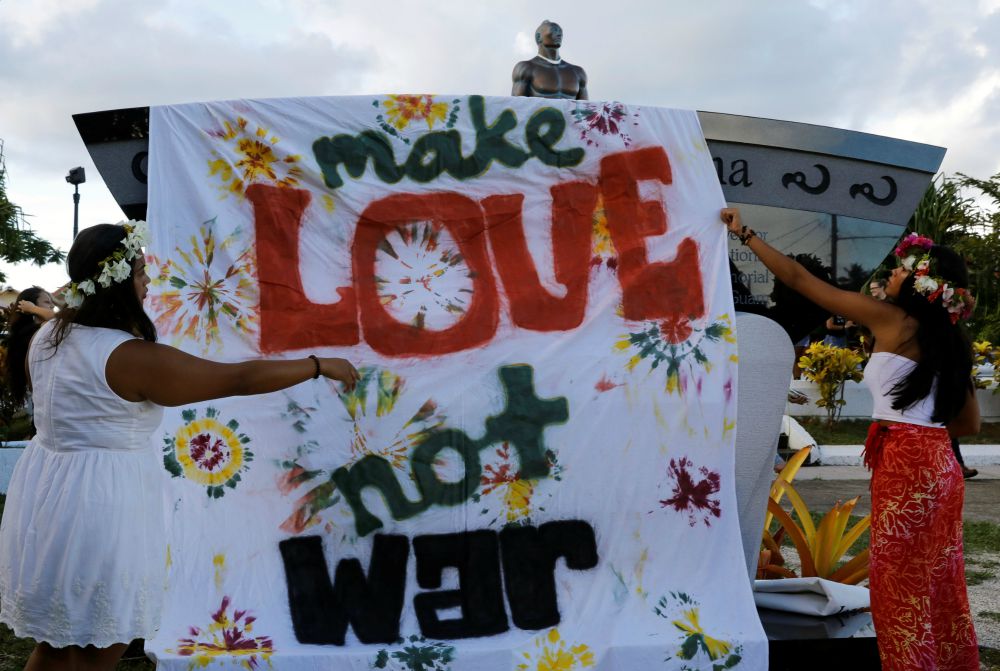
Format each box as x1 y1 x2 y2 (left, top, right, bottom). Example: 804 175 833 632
145 94 765 670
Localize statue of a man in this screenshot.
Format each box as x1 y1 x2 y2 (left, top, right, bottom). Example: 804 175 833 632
512 20 588 100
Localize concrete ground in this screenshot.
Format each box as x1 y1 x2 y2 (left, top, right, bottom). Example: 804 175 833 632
793 465 1000 522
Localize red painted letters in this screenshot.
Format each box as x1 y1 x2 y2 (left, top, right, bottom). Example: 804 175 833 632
251 147 705 356
599 147 705 322
247 184 359 353
482 181 596 331
354 193 500 356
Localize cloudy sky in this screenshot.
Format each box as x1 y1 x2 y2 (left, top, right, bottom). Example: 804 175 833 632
2 0 999 291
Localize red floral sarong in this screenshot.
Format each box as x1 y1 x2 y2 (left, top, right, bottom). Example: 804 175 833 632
864 422 979 670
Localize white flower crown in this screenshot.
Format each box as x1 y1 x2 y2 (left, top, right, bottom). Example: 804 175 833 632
63 220 150 309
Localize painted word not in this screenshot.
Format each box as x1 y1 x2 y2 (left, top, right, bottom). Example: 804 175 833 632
313 95 584 190
334 365 566 537
248 145 706 356
279 520 598 644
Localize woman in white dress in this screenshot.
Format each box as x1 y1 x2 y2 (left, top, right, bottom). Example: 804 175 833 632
0 221 359 670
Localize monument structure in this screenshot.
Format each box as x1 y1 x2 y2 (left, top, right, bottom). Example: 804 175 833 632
511 20 588 100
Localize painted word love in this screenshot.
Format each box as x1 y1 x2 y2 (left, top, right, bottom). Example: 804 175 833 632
247 145 705 356
280 521 598 644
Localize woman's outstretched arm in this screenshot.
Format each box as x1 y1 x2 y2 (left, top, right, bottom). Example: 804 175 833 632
721 208 899 334
106 340 359 407
17 300 56 322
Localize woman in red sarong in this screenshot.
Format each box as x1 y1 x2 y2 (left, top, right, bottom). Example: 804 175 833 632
722 209 980 670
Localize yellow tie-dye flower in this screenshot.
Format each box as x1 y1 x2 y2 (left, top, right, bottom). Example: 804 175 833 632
382 94 449 130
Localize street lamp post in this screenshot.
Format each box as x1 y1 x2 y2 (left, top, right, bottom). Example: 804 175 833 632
66 166 86 239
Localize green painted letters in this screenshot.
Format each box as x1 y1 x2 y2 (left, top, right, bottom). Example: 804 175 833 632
330 365 568 536
312 96 584 191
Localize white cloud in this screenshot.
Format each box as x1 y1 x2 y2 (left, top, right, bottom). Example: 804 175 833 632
2 0 999 290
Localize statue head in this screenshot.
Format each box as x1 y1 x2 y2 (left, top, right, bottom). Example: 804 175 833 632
535 20 563 49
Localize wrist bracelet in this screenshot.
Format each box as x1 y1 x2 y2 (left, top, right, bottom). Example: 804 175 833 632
738 225 756 246
308 355 321 379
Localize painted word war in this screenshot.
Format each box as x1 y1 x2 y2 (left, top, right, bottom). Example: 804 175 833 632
279 521 598 645
335 365 565 537
248 145 706 355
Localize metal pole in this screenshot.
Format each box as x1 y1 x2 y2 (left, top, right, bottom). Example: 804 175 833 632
73 185 80 239
830 213 838 285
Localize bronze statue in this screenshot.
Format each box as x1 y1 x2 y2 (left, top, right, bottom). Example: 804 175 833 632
512 20 588 100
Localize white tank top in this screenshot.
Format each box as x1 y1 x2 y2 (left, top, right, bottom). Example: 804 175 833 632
864 351 943 428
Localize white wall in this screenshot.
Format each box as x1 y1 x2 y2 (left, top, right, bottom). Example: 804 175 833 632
0 443 27 495
789 381 1000 420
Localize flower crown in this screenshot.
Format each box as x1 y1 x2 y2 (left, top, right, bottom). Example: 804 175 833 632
63 220 149 309
893 232 975 324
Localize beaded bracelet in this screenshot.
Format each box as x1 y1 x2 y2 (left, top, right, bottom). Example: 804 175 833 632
308 355 321 379
737 225 757 246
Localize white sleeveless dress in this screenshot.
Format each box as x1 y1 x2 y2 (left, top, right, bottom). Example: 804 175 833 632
0 322 166 648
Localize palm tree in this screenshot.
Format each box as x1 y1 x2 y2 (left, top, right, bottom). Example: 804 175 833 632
0 140 64 283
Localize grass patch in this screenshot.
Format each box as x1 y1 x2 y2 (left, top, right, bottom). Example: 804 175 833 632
983 647 1000 670
965 520 1000 554
0 624 35 671
966 569 994 586
793 416 1000 444
0 624 154 670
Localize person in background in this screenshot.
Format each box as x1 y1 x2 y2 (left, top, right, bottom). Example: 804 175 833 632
2 287 58 432
0 222 360 671
14 289 57 324
951 437 978 479
869 277 887 301
723 210 980 671
822 314 854 347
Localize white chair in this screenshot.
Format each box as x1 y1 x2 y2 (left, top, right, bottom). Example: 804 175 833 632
733 312 794 583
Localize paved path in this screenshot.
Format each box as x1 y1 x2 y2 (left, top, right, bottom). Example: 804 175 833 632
792 465 1000 522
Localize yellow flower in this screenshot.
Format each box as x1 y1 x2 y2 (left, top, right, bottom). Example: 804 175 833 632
382 95 449 130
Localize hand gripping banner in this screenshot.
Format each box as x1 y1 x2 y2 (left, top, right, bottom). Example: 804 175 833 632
144 94 766 670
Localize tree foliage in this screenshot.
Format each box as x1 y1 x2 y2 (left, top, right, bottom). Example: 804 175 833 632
878 171 1000 343
0 142 64 283
864 172 1000 341
954 171 1000 342
909 173 978 245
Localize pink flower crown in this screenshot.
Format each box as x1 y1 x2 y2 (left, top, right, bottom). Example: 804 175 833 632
893 233 975 324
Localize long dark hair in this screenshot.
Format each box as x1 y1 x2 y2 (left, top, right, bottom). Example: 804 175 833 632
890 245 973 424
3 286 50 404
51 224 156 349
